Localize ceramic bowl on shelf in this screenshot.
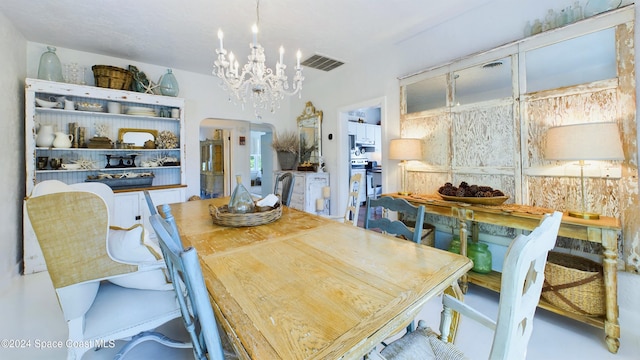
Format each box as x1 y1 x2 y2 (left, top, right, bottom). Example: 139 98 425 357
77 102 104 112
61 163 82 170
35 98 60 108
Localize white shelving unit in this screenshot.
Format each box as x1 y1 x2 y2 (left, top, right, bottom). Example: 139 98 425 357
24 78 187 273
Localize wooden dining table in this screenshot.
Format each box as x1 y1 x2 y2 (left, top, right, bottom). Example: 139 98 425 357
166 197 473 359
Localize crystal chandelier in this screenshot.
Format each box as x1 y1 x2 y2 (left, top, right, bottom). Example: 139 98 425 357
213 0 304 115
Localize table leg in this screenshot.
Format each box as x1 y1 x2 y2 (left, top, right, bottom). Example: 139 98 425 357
454 208 469 293
601 228 620 353
440 280 464 343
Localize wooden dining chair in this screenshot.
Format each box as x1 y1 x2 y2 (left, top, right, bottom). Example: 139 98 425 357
364 196 426 334
375 211 564 360
323 173 363 226
150 204 238 360
364 196 426 244
274 172 295 206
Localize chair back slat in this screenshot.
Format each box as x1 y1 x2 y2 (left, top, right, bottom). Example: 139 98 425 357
364 196 425 243
143 190 158 215
274 172 295 206
344 173 363 226
490 211 562 360
150 206 226 360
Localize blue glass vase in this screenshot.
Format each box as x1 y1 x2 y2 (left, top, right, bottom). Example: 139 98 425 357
159 68 179 97
37 46 64 82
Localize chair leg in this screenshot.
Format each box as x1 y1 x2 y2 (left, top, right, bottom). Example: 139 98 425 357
113 331 192 360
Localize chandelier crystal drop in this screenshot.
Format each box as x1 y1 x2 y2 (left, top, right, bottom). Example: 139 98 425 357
213 0 304 115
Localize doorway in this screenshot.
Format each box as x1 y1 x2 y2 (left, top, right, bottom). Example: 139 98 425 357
336 97 386 216
249 124 275 197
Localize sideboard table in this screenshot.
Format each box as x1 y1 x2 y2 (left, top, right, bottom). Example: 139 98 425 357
391 193 622 354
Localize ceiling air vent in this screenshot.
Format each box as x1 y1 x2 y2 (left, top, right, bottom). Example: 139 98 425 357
301 55 344 71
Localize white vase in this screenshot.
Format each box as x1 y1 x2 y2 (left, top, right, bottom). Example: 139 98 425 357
52 132 73 148
36 124 55 147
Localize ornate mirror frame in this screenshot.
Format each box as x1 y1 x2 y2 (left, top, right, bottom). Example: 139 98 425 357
297 101 322 165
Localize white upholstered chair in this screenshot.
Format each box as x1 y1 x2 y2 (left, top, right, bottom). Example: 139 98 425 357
25 181 188 359
373 211 563 360
150 204 238 359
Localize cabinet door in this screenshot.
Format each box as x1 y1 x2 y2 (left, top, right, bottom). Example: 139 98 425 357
304 174 329 213
366 124 376 144
113 192 142 228
374 125 382 152
356 123 367 144
348 122 358 135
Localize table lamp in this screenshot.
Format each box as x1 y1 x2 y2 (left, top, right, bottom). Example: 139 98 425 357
389 138 422 196
544 122 624 219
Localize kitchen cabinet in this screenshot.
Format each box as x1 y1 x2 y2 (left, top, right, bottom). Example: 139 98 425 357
348 121 358 136
354 123 380 146
274 171 330 214
24 78 187 273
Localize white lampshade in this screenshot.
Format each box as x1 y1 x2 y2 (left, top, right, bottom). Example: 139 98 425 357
545 122 624 161
389 138 422 160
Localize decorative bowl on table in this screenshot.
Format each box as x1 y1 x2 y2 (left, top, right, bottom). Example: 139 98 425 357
437 194 509 206
209 200 282 227
437 181 508 205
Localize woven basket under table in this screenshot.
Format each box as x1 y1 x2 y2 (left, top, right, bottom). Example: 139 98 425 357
541 251 605 316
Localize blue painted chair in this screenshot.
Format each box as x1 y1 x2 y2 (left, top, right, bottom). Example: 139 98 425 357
364 196 426 244
149 204 235 360
274 172 295 206
143 189 158 215
365 196 426 334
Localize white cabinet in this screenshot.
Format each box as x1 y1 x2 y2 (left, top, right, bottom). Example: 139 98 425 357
354 123 379 146
348 121 358 136
274 171 330 215
114 187 186 238
23 78 187 273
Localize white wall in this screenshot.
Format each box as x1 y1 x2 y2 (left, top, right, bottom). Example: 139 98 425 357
0 11 26 289
2 0 639 306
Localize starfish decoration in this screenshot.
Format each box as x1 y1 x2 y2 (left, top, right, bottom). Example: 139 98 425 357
142 80 160 94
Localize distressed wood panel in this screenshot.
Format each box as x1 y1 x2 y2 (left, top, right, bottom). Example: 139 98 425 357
400 20 639 272
452 103 514 168
401 111 451 167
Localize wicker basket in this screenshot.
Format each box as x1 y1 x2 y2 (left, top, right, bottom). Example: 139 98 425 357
92 65 133 90
209 202 282 227
541 252 605 316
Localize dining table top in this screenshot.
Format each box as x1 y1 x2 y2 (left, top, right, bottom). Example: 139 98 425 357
166 197 473 360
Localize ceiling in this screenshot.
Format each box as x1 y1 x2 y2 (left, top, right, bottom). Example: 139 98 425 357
0 0 495 81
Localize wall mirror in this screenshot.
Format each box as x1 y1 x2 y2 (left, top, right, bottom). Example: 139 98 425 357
118 128 158 148
297 101 322 164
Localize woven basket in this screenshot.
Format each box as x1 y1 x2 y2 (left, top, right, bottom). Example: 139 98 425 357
92 65 133 90
541 252 605 316
209 202 282 227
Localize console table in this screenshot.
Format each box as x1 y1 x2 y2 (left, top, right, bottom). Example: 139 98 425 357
391 193 622 354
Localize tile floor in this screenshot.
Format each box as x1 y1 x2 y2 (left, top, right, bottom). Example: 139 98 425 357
1 271 638 359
